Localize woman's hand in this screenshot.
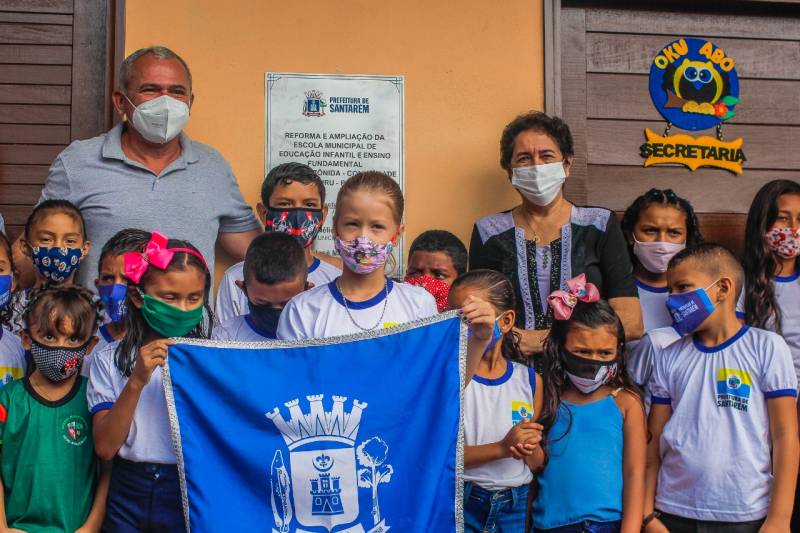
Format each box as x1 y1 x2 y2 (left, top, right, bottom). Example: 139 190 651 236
514 327 547 356
131 339 174 388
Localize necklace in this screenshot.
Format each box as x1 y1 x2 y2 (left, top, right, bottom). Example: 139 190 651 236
337 278 389 332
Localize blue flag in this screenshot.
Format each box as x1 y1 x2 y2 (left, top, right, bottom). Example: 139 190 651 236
164 313 466 533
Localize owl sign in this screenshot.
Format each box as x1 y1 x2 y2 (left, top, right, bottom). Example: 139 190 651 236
648 37 740 132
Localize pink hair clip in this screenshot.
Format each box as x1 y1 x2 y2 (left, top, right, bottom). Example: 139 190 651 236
547 273 600 321
123 231 207 284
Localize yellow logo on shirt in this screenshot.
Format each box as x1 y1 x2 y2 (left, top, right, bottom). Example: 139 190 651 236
0 366 22 386
382 322 399 329
512 401 533 424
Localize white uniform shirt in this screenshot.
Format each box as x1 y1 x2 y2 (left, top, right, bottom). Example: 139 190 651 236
626 326 680 412
276 279 438 340
215 258 340 323
213 314 276 342
0 327 25 385
737 274 800 386
87 341 176 464
635 280 673 332
463 360 536 490
649 326 797 521
627 280 675 384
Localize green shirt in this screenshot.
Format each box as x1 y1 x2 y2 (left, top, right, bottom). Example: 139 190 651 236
0 376 97 532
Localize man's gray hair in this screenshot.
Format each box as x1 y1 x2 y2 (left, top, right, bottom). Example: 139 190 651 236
118 46 192 94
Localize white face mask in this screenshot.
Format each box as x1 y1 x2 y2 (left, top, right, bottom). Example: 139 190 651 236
511 162 567 206
565 366 616 394
633 237 686 274
125 94 190 144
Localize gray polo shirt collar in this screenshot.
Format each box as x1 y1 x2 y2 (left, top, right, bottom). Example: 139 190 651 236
101 123 199 176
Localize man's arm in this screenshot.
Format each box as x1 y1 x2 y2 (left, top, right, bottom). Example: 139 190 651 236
217 229 261 263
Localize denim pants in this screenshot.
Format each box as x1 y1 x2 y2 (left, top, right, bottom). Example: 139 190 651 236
464 481 528 532
659 511 764 533
104 457 186 532
537 520 621 533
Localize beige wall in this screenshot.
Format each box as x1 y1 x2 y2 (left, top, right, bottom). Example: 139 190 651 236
125 0 544 275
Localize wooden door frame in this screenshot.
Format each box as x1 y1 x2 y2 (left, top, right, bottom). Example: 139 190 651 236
71 0 125 141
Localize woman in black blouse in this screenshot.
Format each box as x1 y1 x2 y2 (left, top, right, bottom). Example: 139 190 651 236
470 111 643 354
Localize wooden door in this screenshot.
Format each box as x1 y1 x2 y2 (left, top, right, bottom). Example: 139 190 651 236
552 0 800 256
0 0 123 240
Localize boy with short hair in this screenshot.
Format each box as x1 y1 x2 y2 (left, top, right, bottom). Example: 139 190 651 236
88 228 150 375
404 230 468 312
215 163 340 322
406 229 467 285
644 243 798 533
214 232 308 341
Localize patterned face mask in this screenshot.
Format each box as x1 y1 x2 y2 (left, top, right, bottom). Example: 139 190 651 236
31 246 83 283
765 227 800 260
98 283 128 323
334 235 393 274
265 208 324 248
404 275 450 312
29 338 89 382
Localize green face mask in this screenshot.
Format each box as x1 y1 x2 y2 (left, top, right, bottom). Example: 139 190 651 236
140 293 204 338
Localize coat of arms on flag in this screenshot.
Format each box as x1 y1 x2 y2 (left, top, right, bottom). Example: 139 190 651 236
163 313 466 533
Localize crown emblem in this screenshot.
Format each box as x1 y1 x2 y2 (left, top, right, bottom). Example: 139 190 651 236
267 395 367 451
305 90 323 100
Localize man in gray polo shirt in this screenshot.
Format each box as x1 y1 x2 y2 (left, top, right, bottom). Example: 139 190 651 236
36 46 260 287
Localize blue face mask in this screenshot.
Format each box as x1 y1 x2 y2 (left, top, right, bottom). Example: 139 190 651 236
31 246 83 283
665 280 719 336
467 316 505 354
98 283 128 323
0 275 11 311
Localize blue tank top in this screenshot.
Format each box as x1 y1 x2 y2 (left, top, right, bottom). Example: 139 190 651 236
533 393 624 529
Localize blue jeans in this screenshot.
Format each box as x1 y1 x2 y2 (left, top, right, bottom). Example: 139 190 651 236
104 457 186 532
464 481 528 533
537 520 621 533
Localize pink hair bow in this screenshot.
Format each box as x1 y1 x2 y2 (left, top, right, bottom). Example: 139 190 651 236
547 273 600 321
123 231 207 284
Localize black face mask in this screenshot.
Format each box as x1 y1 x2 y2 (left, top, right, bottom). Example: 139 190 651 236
247 300 281 338
562 349 618 379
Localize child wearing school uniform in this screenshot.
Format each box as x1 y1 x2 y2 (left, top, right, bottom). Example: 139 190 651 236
88 232 213 531
277 171 437 340
215 162 340 322
621 189 703 406
740 179 800 530
214 232 307 342
86 228 151 376
644 243 798 533
449 270 544 532
0 233 24 385
1 286 110 532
